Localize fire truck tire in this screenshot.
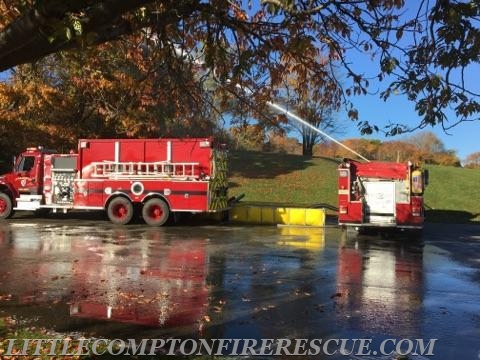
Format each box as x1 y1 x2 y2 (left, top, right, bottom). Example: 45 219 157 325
107 197 134 225
142 198 169 226
0 193 13 219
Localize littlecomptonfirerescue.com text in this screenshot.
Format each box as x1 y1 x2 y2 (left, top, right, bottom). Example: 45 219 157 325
3 338 437 357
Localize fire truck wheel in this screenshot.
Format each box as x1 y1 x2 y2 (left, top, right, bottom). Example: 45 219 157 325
107 197 134 225
142 198 169 226
0 193 13 219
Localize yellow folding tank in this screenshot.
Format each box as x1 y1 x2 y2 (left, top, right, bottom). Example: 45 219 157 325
230 204 325 226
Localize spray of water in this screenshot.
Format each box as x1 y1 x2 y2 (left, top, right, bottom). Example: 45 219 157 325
265 101 370 162
232 82 370 162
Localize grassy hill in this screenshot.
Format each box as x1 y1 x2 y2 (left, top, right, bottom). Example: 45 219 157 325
423 165 480 222
228 151 480 223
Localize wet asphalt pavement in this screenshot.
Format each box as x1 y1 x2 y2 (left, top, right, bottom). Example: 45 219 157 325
0 214 479 359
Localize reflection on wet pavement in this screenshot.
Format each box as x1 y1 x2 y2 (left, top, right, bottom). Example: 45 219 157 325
335 234 424 338
0 223 210 336
0 220 479 359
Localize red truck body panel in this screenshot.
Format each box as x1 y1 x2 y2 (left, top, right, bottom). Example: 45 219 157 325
0 138 229 225
74 138 220 211
353 161 409 180
338 159 426 229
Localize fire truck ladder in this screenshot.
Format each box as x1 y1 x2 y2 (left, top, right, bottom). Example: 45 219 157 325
90 161 200 179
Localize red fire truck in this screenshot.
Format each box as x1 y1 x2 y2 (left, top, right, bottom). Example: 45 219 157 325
337 158 428 231
0 138 229 226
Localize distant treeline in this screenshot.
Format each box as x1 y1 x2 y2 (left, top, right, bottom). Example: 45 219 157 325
230 127 480 168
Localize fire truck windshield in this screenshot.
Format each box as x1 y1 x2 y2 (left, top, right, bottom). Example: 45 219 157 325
16 156 35 172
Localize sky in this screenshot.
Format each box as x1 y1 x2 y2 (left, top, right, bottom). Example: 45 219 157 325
341 90 480 162
336 51 480 162
332 2 480 162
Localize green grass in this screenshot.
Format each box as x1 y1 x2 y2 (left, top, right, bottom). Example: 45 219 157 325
228 151 480 223
0 316 117 359
423 165 480 222
229 151 339 212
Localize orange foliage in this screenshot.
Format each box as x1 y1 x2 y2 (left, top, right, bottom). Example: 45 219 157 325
315 135 461 166
230 125 265 151
318 138 382 160
0 33 220 165
0 0 30 30
464 152 480 168
265 131 302 154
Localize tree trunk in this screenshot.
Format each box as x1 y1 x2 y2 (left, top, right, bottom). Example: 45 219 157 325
303 141 313 157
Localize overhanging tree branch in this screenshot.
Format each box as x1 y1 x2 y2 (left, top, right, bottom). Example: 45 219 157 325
0 0 479 134
0 0 160 72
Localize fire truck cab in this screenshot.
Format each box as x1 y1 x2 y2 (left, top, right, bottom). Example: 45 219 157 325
338 159 428 231
0 138 229 226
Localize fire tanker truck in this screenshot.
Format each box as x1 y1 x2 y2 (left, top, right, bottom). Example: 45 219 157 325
337 158 428 231
0 138 229 226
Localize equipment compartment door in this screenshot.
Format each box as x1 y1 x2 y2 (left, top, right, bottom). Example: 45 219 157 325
363 181 396 215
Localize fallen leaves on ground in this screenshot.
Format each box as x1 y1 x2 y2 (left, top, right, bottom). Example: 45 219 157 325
0 316 106 360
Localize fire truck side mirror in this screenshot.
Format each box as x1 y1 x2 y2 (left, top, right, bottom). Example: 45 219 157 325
423 169 429 186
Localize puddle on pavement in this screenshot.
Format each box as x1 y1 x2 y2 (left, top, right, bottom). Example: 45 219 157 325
0 220 479 359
